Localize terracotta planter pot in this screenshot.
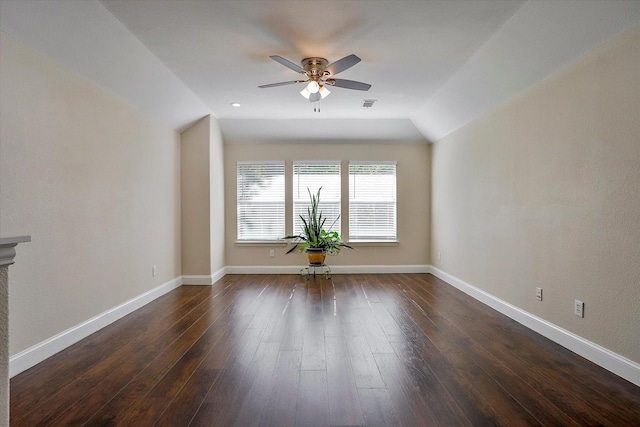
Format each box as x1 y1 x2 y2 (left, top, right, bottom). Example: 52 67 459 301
306 248 326 265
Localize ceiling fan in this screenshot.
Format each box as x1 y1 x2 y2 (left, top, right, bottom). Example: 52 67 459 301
259 54 371 102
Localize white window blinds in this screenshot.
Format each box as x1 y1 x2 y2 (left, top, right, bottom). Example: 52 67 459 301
293 161 341 236
349 162 397 241
237 161 285 241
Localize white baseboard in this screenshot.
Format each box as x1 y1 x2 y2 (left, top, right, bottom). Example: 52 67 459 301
9 276 182 378
225 265 302 274
428 265 640 387
225 264 430 275
181 267 226 285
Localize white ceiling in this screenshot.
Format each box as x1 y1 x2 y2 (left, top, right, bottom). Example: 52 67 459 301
1 0 639 143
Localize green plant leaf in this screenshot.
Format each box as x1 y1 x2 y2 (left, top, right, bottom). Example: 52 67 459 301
282 186 353 255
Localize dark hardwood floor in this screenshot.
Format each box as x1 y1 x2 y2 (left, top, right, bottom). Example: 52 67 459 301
10 273 640 426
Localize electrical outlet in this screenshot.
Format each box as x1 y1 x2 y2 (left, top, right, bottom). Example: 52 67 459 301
152 266 157 277
269 249 275 258
574 300 584 318
536 287 542 301
438 252 441 260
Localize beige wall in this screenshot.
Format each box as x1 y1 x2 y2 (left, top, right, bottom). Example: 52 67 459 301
0 32 182 355
180 115 225 277
430 25 640 363
181 117 211 275
209 118 226 273
224 143 430 267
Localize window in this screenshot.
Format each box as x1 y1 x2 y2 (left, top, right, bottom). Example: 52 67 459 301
237 161 285 241
349 162 397 241
293 161 341 235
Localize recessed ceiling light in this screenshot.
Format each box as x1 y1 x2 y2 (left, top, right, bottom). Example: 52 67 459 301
230 102 241 107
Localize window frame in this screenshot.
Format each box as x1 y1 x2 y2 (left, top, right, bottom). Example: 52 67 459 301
348 161 398 243
292 160 342 237
236 160 286 242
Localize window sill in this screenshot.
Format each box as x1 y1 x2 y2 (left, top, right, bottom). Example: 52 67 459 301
235 241 288 246
235 240 398 247
347 240 399 247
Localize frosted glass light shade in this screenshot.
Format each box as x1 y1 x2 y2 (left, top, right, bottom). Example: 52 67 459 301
306 81 320 93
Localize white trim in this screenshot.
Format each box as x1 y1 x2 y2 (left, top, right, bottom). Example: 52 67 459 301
9 276 182 378
349 160 397 166
211 267 226 284
332 265 428 274
346 241 399 247
234 241 288 246
226 265 303 275
181 275 213 285
293 160 342 166
237 160 284 165
181 267 226 285
428 265 640 387
225 264 429 275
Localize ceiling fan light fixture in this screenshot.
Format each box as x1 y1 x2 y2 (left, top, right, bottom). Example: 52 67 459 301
300 87 311 99
319 85 331 99
306 80 320 93
261 54 371 106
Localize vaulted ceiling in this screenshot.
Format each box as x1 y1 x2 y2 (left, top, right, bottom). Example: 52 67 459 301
1 0 639 143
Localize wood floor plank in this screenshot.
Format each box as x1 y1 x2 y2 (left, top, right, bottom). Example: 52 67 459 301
390 340 472 426
59 286 243 426
11 286 215 427
358 387 400 427
325 335 365 425
301 278 326 371
261 276 307 350
345 335 386 389
394 275 580 426
150 314 256 427
250 274 297 330
384 278 546 426
393 328 503 426
118 313 254 426
321 278 344 338
259 350 302 427
373 352 438 426
186 327 265 426
295 370 329 427
368 302 405 343
231 342 281 426
81 281 249 425
399 273 639 425
9 273 640 426
9 285 210 420
354 307 395 354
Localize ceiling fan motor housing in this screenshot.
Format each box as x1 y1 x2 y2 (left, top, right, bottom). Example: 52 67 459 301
302 57 329 77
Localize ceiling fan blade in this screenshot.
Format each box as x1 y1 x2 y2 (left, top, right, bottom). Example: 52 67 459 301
326 78 371 91
258 80 305 88
269 55 305 74
324 54 361 76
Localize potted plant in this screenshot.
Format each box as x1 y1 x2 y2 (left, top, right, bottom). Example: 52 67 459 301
283 187 352 265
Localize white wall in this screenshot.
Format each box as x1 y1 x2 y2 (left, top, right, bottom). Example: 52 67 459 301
0 31 182 356
224 143 430 269
430 25 640 364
